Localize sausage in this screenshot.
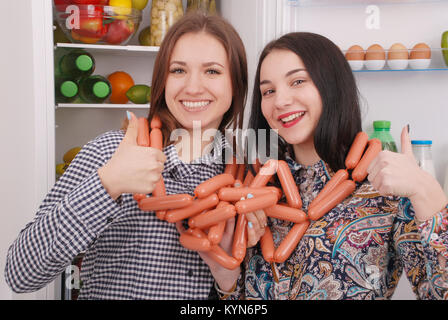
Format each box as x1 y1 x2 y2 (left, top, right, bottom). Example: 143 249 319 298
150 115 162 129
277 160 302 209
179 232 212 251
264 204 307 224
260 226 275 263
274 221 309 263
236 164 245 182
218 187 281 202
153 179 167 220
194 173 235 199
234 192 278 215
208 245 240 270
351 138 382 182
133 193 146 201
242 171 255 187
208 220 226 245
309 169 348 210
308 179 356 221
138 194 193 211
249 159 278 188
345 131 369 169
188 205 236 229
149 128 163 150
232 213 247 262
207 201 230 244
224 156 238 178
164 193 220 223
137 117 151 147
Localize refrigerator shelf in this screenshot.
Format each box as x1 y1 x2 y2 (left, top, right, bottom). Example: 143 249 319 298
288 0 445 7
56 103 150 109
55 42 159 57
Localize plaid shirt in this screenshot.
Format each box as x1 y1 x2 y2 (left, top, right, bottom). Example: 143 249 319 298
5 130 230 299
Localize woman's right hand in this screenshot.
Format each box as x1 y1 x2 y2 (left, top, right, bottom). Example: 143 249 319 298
98 112 166 200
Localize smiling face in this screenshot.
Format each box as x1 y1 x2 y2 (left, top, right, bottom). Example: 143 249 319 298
259 49 323 153
165 31 233 133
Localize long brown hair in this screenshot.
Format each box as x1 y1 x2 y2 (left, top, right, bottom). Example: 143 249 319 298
147 12 248 147
248 32 361 172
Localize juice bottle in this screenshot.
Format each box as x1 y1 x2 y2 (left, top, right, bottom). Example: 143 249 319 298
55 49 95 80
78 75 111 103
55 79 78 103
370 120 398 152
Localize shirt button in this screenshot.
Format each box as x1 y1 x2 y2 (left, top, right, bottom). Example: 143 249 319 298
430 233 439 241
106 217 114 224
187 270 194 277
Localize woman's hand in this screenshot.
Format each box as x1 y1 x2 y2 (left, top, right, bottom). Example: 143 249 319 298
176 218 241 292
245 210 267 247
367 126 447 221
98 112 166 200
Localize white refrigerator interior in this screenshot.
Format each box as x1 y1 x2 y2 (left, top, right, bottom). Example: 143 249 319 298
1 0 447 300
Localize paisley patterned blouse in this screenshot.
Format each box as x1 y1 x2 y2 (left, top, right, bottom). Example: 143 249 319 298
224 158 448 300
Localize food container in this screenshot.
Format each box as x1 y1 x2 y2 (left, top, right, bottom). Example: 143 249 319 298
348 60 364 71
186 0 217 15
149 0 184 46
409 59 431 69
54 4 142 45
365 59 386 70
387 59 409 70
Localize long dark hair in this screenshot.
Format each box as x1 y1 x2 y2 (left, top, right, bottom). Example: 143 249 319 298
148 12 248 147
248 32 361 172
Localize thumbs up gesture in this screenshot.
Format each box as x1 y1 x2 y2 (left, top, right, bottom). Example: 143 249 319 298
98 111 166 200
367 125 447 221
367 125 421 198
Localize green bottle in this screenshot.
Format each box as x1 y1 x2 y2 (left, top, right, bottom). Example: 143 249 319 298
55 79 78 103
55 49 95 80
78 75 111 103
370 120 398 152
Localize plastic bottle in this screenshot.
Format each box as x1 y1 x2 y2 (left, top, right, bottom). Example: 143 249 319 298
55 49 95 80
55 79 78 103
411 140 436 178
370 120 398 152
78 75 111 103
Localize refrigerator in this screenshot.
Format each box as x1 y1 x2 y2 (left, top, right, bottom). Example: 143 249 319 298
1 0 447 300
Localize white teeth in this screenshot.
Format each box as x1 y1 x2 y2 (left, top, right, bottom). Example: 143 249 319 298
182 101 211 108
281 112 305 123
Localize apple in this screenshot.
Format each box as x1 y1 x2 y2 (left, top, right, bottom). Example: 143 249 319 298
73 6 107 38
442 31 448 67
104 19 135 45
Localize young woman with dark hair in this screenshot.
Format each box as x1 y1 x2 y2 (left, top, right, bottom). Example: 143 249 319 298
214 32 448 300
5 12 249 300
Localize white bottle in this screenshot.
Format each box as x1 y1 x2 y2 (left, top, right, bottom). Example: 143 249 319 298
411 140 436 178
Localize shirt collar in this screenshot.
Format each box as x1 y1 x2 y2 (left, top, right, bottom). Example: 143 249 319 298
284 154 332 181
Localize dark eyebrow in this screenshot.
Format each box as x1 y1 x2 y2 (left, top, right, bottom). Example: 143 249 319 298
260 68 307 86
170 61 225 68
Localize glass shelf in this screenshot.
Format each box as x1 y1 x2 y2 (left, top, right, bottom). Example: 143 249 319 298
287 0 445 7
55 43 159 57
56 103 150 109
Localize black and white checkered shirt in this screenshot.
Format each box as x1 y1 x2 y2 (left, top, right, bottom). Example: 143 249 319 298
5 130 229 299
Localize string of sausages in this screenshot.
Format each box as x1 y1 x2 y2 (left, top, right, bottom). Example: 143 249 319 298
133 119 381 269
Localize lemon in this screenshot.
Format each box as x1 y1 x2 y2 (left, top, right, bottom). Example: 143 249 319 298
56 163 66 176
132 0 148 11
63 147 82 163
110 0 133 16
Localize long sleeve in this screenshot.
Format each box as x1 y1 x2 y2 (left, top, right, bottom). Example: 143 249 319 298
393 197 448 299
4 131 123 293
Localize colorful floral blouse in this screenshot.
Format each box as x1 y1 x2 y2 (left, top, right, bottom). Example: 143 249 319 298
224 159 448 300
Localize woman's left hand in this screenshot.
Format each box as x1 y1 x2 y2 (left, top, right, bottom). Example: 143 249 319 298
367 125 447 221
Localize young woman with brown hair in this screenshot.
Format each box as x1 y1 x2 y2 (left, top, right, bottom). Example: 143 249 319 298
5 12 248 300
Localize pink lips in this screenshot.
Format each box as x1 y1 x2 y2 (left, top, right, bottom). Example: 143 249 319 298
278 111 305 128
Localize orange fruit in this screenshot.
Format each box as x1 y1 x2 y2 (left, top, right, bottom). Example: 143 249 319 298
107 71 135 104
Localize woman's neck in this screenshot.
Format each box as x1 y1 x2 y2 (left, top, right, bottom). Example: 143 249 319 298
292 141 321 167
175 128 217 163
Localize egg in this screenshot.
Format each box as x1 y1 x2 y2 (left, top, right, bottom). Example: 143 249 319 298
410 43 431 59
366 44 385 60
388 43 408 60
345 45 365 61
